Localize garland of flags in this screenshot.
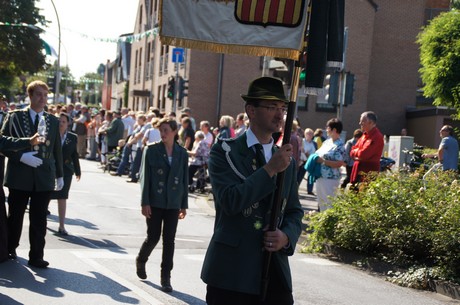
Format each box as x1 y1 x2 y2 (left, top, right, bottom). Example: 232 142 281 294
35 72 104 83
0 21 158 43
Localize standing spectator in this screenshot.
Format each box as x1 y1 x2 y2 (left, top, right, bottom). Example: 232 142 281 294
73 104 90 158
350 111 384 184
314 118 346 211
276 120 301 168
422 125 459 171
182 107 196 131
50 113 81 235
86 110 98 160
2 80 64 268
0 95 8 112
234 112 247 138
143 118 161 146
313 128 325 149
178 117 194 151
121 108 136 138
341 129 363 188
187 131 210 187
55 104 63 116
95 109 106 162
201 76 303 304
136 118 188 293
126 113 148 183
200 120 214 148
297 128 317 194
215 115 234 141
67 103 76 120
8 102 17 111
104 111 125 153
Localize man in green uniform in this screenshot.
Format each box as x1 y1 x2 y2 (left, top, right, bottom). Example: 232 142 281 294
201 77 303 305
2 80 63 268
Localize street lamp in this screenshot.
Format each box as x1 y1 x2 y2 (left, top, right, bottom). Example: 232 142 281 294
50 0 61 104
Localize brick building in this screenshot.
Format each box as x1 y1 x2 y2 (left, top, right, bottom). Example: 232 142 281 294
106 0 450 142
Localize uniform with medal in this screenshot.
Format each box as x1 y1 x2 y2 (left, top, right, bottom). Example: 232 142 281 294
1 81 63 268
136 118 188 292
201 77 303 305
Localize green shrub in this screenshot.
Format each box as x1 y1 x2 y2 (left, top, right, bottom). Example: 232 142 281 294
303 169 460 283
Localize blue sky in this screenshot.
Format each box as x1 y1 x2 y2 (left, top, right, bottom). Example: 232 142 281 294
37 0 138 79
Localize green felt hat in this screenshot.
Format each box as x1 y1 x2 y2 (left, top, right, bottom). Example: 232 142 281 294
241 77 288 103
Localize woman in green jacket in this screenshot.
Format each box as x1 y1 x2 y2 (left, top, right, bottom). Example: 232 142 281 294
136 118 188 293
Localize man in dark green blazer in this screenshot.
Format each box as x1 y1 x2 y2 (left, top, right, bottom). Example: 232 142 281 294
104 110 125 152
1 80 64 268
201 77 303 305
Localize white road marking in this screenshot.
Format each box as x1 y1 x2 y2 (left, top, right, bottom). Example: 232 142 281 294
298 257 340 266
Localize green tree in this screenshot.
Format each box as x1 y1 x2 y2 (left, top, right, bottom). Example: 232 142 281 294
0 0 48 94
418 11 460 117
452 0 460 10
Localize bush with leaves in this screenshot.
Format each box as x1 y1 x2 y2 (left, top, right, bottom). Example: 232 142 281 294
304 169 460 283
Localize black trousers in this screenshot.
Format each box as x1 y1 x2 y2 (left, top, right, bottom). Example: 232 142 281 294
7 189 51 260
137 207 179 278
206 263 294 305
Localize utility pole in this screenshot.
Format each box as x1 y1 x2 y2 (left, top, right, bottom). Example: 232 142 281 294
50 0 61 104
337 27 349 121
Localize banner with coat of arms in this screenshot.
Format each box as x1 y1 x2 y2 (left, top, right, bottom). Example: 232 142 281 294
159 0 308 60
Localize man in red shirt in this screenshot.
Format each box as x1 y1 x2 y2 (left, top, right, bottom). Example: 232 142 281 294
350 111 384 184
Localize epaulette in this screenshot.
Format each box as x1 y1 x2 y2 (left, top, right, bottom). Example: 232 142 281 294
220 139 246 180
216 137 236 145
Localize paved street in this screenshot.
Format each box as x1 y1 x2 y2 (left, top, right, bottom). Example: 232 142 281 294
0 160 458 305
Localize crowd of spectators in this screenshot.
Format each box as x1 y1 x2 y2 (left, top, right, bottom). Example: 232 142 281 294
41 101 459 210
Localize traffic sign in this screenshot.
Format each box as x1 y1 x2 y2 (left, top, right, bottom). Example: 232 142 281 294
172 48 184 63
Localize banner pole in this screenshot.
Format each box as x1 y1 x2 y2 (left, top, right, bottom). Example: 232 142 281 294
260 0 312 300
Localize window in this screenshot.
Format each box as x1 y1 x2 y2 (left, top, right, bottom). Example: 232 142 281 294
297 95 308 111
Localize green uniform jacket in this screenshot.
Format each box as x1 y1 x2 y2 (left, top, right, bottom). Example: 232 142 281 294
61 132 81 177
201 133 303 295
1 108 63 191
105 117 124 148
0 136 34 152
139 142 188 210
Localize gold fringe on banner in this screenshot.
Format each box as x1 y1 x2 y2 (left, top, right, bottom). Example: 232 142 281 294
160 36 300 60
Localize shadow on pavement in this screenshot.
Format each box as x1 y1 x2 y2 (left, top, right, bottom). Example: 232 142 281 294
47 214 99 231
0 258 140 304
142 280 206 305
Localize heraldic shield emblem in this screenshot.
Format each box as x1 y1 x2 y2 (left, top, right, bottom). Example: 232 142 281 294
234 0 306 27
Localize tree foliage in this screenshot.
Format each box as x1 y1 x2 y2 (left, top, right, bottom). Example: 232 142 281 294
304 169 460 283
0 0 48 94
453 0 460 10
418 11 460 117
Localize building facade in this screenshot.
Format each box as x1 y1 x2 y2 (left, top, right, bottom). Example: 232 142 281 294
104 0 450 143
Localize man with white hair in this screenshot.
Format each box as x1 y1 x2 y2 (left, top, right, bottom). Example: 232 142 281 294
350 111 384 184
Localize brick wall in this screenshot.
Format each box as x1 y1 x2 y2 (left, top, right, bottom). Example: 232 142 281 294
187 51 261 128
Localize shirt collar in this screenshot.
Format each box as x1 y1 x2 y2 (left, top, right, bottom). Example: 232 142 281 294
246 127 274 148
29 108 44 119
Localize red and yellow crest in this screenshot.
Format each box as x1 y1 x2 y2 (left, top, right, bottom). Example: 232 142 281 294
235 0 305 27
